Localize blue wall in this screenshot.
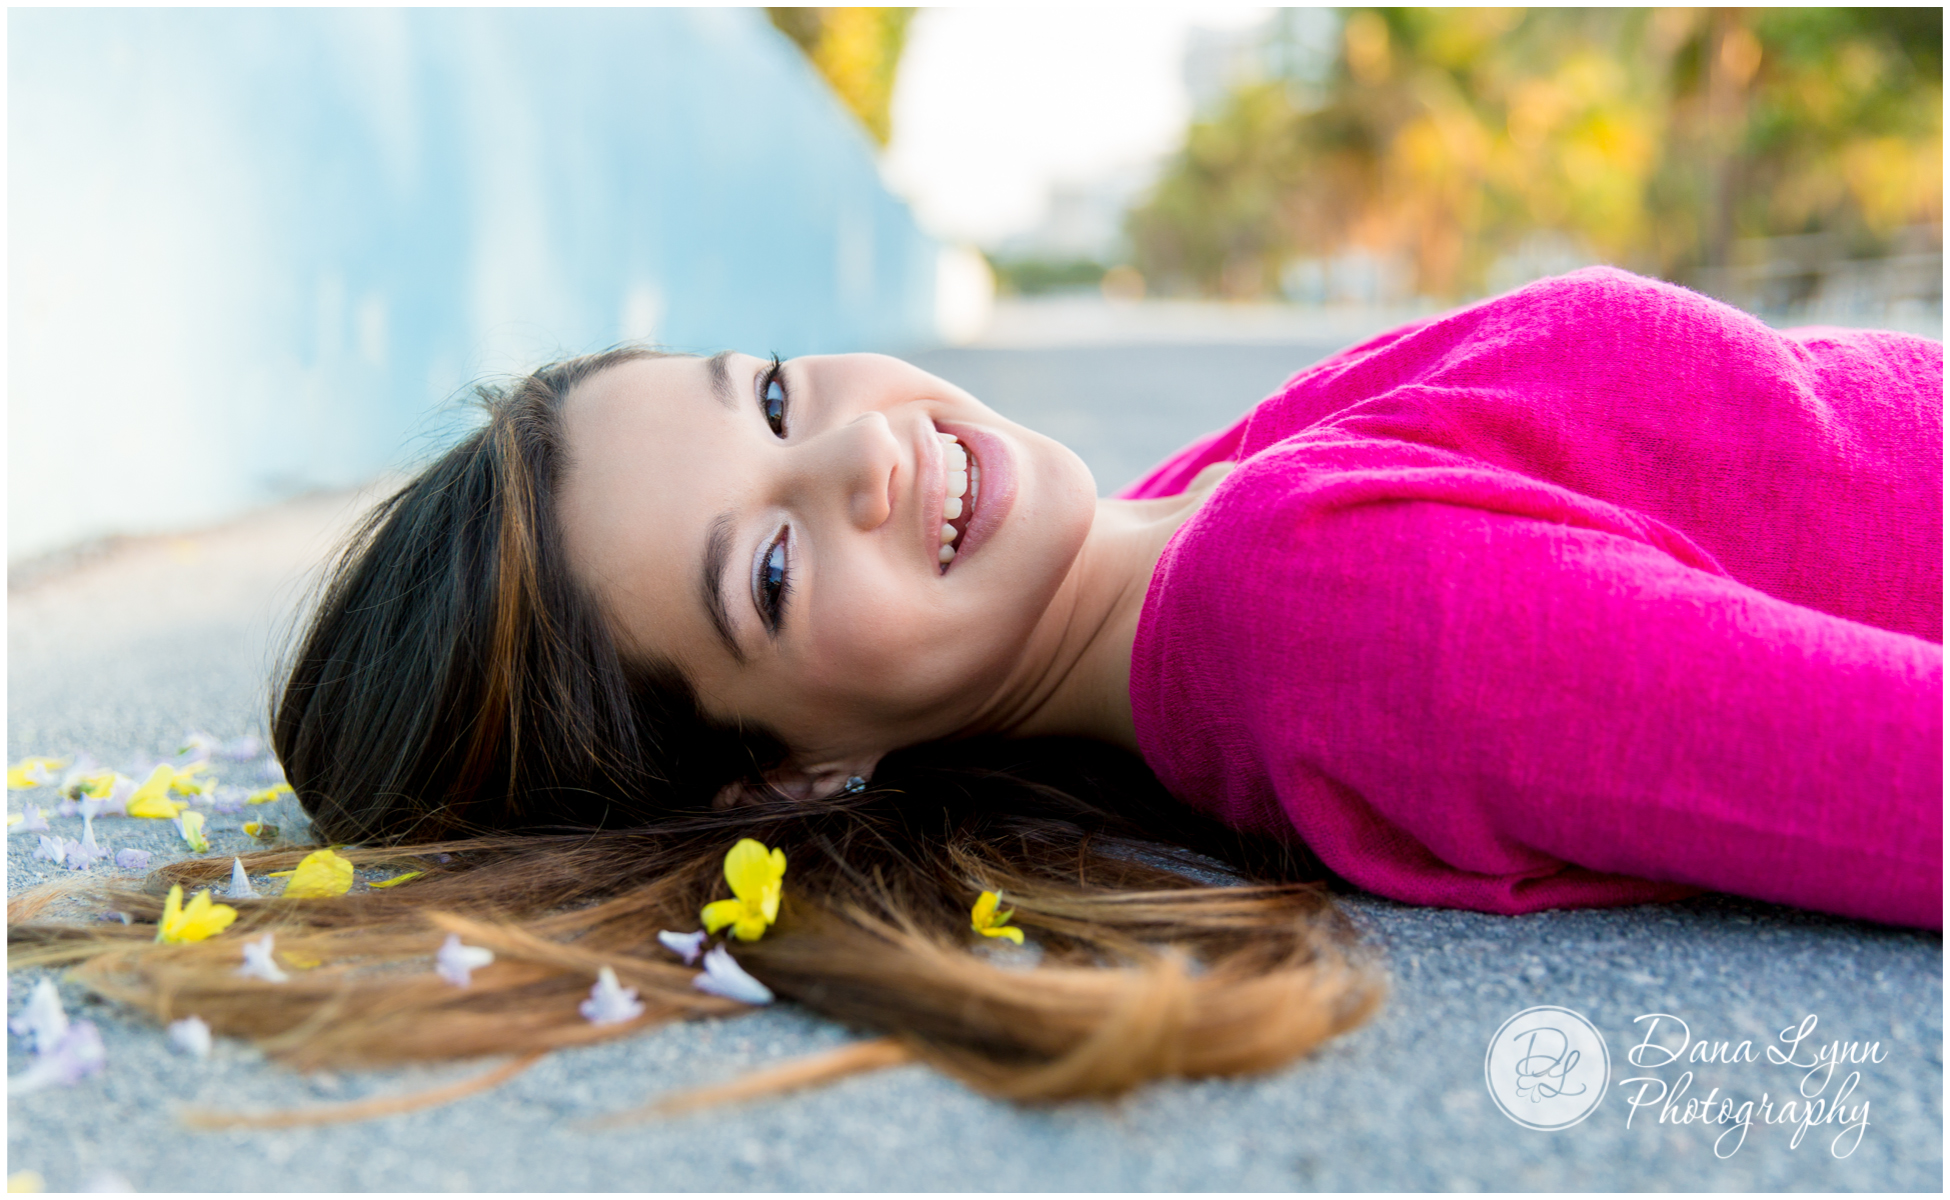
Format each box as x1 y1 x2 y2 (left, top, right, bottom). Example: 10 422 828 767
9 8 938 560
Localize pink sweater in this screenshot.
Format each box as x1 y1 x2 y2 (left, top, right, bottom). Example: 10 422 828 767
1121 268 1942 928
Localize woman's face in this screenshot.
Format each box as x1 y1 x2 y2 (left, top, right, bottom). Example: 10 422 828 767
557 352 1098 775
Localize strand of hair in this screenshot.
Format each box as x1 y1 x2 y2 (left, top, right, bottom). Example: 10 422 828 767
584 1036 915 1127
179 1050 546 1130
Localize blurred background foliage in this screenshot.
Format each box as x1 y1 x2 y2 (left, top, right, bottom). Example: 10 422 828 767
768 7 916 145
1126 7 1942 300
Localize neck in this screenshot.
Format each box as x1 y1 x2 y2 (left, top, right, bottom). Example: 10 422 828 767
984 476 1224 755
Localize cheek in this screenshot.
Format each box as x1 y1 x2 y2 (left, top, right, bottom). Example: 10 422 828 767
787 570 987 728
808 572 951 691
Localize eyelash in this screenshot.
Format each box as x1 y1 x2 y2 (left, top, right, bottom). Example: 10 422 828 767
756 356 790 631
759 354 788 437
758 528 791 633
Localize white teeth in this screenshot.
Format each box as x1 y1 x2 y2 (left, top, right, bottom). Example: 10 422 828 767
934 430 971 568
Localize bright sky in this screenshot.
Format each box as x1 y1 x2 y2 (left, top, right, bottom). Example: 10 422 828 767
882 6 1276 247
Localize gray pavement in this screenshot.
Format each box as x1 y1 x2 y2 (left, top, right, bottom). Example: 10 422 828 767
9 337 1942 1191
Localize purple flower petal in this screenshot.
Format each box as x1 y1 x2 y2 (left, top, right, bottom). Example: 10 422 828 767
168 1015 212 1058
9 980 69 1053
236 934 288 983
693 945 774 1006
657 929 707 965
114 849 151 872
63 834 107 871
579 966 645 1025
435 934 494 988
7 1020 104 1093
100 774 136 815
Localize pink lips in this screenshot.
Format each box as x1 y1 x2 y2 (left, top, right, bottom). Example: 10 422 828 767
934 421 1015 570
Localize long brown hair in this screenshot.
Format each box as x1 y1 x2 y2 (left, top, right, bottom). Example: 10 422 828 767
10 347 1381 1104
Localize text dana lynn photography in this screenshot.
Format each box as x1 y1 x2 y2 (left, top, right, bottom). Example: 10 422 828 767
1616 1013 1887 1159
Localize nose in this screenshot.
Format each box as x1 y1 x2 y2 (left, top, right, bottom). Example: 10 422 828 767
787 409 900 531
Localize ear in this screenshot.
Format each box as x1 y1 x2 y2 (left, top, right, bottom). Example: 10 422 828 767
710 753 884 810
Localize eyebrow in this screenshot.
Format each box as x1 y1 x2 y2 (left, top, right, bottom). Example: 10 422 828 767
705 350 737 411
700 511 748 666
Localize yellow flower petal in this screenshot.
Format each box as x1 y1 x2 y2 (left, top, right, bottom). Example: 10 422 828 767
971 890 1025 944
281 848 354 898
723 838 781 901
708 839 787 940
127 764 185 817
9 1169 45 1192
8 757 69 789
168 763 216 795
701 898 746 934
367 870 423 889
76 769 118 798
155 884 238 944
246 783 293 806
177 810 209 853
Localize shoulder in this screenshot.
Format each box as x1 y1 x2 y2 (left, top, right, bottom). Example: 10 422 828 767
1145 437 1484 617
1237 270 1743 443
1421 267 1780 373
1474 266 1731 325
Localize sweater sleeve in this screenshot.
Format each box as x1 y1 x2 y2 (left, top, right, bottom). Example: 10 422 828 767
1133 448 1943 928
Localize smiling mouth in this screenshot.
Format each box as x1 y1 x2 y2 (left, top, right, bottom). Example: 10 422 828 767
935 434 980 573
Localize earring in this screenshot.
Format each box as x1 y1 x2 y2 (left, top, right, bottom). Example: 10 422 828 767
840 775 867 795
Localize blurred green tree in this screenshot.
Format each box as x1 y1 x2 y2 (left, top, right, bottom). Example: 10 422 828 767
1129 7 1942 299
767 8 915 146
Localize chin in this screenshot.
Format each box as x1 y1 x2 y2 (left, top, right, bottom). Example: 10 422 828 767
976 433 1095 623
1028 432 1098 552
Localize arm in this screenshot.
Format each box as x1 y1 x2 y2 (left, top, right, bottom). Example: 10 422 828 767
1243 499 1942 928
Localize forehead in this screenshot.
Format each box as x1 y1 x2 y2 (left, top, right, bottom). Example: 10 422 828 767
556 354 727 669
563 354 715 441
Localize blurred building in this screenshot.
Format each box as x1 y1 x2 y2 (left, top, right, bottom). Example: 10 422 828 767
10 9 940 562
1183 8 1338 117
989 166 1158 270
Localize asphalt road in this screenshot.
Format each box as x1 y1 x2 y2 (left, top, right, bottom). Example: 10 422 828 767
8 334 1941 1191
